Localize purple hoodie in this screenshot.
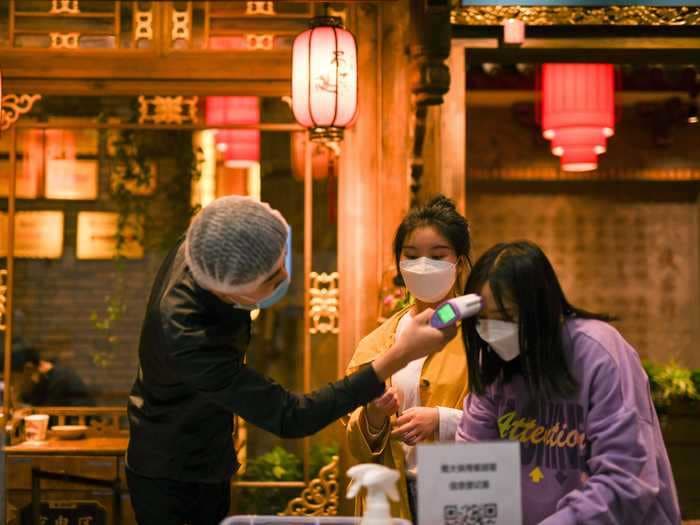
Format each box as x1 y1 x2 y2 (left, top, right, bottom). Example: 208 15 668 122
456 318 681 525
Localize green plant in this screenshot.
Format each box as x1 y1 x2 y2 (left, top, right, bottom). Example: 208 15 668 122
90 130 152 368
692 370 700 392
89 290 126 368
244 446 303 482
110 130 152 253
310 442 340 476
236 442 340 515
159 131 203 252
238 446 302 515
644 360 700 411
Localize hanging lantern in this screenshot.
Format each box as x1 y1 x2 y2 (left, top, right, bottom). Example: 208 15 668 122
503 19 525 45
541 64 615 172
292 16 358 143
205 96 260 166
291 132 334 181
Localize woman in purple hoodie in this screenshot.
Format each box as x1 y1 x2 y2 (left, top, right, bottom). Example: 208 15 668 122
456 241 681 525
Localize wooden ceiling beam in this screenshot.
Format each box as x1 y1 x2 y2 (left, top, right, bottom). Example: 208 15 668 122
2 78 291 97
0 50 291 83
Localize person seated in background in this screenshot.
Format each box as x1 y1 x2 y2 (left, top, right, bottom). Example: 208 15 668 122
2 341 94 407
456 240 680 525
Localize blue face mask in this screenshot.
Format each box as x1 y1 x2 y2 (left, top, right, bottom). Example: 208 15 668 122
247 227 292 310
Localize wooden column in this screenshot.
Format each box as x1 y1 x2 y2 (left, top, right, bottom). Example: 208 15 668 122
337 1 411 377
337 5 411 513
696 190 700 369
3 125 17 421
377 1 412 319
419 40 468 214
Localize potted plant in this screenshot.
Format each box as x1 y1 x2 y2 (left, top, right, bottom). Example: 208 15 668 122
644 361 700 519
235 443 339 515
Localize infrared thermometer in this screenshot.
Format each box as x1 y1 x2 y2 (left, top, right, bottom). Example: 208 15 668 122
430 294 482 329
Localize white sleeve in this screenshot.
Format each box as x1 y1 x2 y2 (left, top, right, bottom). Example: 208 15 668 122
437 407 463 441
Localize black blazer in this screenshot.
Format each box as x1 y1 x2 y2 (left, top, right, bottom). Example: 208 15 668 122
127 238 383 482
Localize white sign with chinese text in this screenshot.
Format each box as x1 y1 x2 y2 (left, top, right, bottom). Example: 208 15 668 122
417 441 522 525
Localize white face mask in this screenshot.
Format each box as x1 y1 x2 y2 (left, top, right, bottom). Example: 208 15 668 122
399 257 456 304
476 319 520 361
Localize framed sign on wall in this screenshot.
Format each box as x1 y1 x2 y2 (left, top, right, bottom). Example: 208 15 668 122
45 159 99 200
76 211 144 260
0 129 44 199
0 211 64 259
44 123 100 201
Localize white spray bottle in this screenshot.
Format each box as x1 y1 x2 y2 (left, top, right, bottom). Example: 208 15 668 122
347 464 400 525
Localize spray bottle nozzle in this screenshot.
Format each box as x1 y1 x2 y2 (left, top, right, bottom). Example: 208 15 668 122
347 464 400 525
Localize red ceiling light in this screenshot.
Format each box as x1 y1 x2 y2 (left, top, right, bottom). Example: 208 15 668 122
205 96 260 166
292 15 358 143
291 132 336 181
541 63 615 172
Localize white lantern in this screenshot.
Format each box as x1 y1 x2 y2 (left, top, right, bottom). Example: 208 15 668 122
503 18 525 45
292 16 358 143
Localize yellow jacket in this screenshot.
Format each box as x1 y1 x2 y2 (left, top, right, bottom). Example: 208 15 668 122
344 306 468 521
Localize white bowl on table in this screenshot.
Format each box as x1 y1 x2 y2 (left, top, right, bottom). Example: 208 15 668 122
51 425 88 440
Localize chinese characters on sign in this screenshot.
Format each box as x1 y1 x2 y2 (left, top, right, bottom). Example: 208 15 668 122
442 463 497 473
449 480 490 491
20 501 105 525
418 442 522 525
442 462 496 491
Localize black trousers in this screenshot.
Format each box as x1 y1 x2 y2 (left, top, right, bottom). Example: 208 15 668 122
407 478 418 524
126 466 231 525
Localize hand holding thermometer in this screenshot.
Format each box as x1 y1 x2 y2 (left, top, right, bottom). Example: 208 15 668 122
430 294 483 329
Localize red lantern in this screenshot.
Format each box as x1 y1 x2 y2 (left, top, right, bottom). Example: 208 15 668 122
541 64 615 172
291 132 334 181
205 96 260 166
292 16 358 143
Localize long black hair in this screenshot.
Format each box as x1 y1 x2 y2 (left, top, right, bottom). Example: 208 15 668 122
393 195 472 282
463 241 613 401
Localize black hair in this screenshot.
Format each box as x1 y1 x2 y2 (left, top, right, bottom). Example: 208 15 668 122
0 346 40 372
463 240 614 402
393 195 472 281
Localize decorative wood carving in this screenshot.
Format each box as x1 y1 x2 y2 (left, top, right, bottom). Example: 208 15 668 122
452 6 700 26
282 456 339 516
50 0 80 15
309 272 339 335
246 2 275 16
1 94 41 131
50 32 80 48
134 9 154 42
137 96 198 125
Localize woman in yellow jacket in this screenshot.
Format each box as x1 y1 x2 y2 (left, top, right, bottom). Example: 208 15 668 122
345 195 471 522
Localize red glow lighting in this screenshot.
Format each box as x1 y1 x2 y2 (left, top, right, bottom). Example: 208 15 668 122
205 96 260 166
541 64 615 172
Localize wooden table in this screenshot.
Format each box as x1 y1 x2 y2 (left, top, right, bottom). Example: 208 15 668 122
5 437 129 525
5 437 128 456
